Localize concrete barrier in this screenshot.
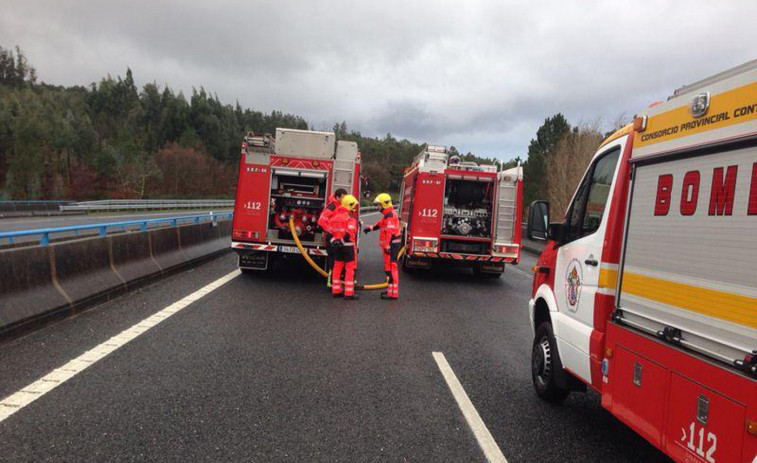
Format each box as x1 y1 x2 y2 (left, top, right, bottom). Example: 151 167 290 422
0 221 231 335
110 232 161 283
149 227 186 270
0 246 69 328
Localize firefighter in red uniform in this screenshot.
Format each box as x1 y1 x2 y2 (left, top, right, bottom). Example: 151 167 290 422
364 193 401 300
330 194 360 300
318 188 347 286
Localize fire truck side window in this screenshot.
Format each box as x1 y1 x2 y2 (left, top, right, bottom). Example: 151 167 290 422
565 147 620 241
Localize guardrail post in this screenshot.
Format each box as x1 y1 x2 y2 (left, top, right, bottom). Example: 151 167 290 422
99 226 107 237
41 232 50 246
141 222 147 232
171 219 177 227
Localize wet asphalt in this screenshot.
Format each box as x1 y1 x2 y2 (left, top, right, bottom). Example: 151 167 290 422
0 216 670 462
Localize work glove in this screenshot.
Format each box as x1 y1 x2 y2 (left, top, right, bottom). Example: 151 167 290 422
330 238 344 249
363 226 372 234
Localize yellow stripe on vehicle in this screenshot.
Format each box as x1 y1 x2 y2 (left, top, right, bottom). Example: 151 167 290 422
622 272 757 329
634 80 757 148
599 268 618 290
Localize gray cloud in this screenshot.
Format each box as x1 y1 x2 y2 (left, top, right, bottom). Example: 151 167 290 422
1 0 754 160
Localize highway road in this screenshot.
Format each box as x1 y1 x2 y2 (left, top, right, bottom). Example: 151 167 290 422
0 212 671 462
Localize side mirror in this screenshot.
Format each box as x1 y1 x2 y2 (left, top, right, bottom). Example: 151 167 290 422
527 200 550 241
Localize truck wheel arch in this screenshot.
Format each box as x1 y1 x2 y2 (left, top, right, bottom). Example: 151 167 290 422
532 284 559 329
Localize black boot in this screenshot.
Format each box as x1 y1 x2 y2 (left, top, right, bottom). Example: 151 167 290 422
344 293 359 300
332 292 343 298
381 292 397 300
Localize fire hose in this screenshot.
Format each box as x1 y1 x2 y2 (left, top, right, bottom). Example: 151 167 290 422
288 217 405 290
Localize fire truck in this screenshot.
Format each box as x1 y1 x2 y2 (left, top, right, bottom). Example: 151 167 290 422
231 128 361 271
526 60 757 462
400 145 523 277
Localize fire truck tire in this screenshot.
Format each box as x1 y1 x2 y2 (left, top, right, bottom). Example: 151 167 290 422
532 322 570 403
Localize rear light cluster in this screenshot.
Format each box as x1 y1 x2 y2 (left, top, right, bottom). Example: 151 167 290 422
233 230 259 239
494 243 519 256
413 237 438 253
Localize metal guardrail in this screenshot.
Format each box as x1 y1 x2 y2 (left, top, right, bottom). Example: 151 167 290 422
59 199 234 212
0 212 233 247
359 204 399 213
0 200 74 216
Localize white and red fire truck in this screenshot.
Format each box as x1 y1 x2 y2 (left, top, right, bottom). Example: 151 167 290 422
231 128 361 271
400 145 523 277
526 60 757 462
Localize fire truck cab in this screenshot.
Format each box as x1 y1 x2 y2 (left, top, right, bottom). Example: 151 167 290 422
231 128 361 271
400 145 523 277
527 60 757 462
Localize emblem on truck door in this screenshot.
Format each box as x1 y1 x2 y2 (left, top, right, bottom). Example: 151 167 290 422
690 92 711 118
565 259 583 313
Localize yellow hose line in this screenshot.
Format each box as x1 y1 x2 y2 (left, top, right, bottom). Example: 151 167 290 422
288 217 406 290
289 218 329 278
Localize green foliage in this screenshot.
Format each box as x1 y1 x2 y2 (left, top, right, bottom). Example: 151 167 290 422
0 45 307 199
0 45 504 200
523 114 570 212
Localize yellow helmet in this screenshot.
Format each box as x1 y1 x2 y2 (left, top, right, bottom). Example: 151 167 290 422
373 193 392 209
341 194 358 211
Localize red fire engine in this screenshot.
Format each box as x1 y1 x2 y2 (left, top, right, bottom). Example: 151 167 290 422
231 128 361 271
400 145 523 277
526 60 757 462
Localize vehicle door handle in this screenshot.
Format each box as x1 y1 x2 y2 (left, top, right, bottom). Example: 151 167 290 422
584 258 598 267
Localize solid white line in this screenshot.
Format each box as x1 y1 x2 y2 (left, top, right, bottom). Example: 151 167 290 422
0 269 240 423
433 352 508 463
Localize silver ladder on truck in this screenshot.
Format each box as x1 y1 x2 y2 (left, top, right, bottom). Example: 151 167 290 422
495 166 521 241
331 140 360 196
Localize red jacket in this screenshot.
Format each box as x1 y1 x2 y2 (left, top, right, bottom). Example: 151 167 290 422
318 195 341 234
371 207 401 249
329 205 358 244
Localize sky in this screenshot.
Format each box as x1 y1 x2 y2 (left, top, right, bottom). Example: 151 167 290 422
1 0 755 161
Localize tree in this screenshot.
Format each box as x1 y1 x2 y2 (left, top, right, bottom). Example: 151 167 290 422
0 46 36 88
523 114 570 213
545 124 604 218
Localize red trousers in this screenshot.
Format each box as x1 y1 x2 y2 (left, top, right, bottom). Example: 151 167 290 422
332 245 356 296
383 241 401 298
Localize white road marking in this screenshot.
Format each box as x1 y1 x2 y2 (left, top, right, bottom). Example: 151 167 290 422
509 266 532 279
0 270 240 423
433 352 508 463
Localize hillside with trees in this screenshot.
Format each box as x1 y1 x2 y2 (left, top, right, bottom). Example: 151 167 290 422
0 46 503 202
1 45 616 217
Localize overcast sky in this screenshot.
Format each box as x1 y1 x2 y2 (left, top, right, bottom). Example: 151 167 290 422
1 0 754 160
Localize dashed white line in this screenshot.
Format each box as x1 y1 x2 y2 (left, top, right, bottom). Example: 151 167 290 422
0 269 240 423
433 352 508 463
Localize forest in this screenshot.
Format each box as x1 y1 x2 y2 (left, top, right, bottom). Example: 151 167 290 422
0 45 611 216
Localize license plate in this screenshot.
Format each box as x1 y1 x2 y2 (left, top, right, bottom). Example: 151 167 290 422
278 245 300 254
239 252 268 270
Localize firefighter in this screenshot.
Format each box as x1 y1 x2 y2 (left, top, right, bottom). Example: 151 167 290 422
318 188 348 286
364 193 401 300
330 194 359 300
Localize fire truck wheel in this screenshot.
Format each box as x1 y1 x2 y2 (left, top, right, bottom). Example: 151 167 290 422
532 322 570 403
